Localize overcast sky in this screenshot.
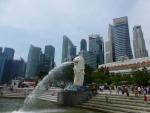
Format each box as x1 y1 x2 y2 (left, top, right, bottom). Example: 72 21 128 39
0 0 150 64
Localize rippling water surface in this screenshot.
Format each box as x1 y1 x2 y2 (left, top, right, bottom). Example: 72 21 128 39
0 98 100 113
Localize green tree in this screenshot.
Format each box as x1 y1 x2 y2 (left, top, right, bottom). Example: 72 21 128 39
91 71 106 84
132 67 150 86
84 64 94 83
111 73 122 85
90 67 110 84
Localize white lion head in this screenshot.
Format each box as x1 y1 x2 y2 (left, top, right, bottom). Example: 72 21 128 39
73 55 85 71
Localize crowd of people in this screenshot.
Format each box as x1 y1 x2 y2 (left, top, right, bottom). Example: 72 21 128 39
99 85 150 104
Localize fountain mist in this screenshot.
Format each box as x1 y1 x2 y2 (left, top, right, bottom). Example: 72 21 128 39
24 62 73 104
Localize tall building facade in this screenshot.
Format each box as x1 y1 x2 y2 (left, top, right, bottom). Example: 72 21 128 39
133 25 148 58
61 35 76 62
0 47 15 83
3 47 15 60
79 51 97 69
25 45 42 79
113 16 133 61
11 58 26 79
0 47 2 56
105 24 114 63
39 45 55 74
89 34 104 66
105 16 133 63
80 39 87 51
0 55 6 83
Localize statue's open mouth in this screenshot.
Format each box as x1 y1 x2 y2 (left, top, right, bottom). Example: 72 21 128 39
74 61 78 64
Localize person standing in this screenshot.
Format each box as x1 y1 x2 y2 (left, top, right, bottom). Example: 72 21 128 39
116 86 121 95
125 86 129 97
144 94 148 104
134 87 138 97
138 86 141 96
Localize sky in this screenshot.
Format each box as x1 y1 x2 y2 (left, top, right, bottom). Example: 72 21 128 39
0 0 150 65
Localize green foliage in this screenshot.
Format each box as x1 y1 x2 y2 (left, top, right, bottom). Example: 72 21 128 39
84 64 94 83
91 71 106 83
110 67 150 86
132 67 150 86
89 66 150 86
111 73 122 85
91 67 110 84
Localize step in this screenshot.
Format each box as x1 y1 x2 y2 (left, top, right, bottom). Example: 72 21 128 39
76 105 126 113
38 97 57 103
89 99 150 108
92 97 148 104
81 103 143 113
37 94 58 103
86 101 150 112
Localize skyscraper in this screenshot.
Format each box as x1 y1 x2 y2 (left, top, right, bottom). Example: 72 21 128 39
0 56 6 83
0 47 15 83
3 47 15 60
105 24 114 63
0 47 2 56
61 35 76 62
25 45 42 79
112 16 133 61
44 45 55 69
79 51 97 69
89 34 104 66
11 58 26 79
80 39 87 51
105 16 133 63
133 25 148 58
39 45 55 74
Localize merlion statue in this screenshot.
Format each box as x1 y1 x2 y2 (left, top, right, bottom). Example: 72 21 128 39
73 55 85 86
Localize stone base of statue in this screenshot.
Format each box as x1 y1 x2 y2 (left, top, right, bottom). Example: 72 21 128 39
57 85 91 106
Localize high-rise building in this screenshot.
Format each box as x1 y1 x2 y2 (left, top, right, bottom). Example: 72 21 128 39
45 45 55 57
11 58 26 79
80 39 87 51
112 16 133 61
25 45 42 79
0 56 6 83
105 41 113 63
0 47 15 83
3 47 15 60
105 17 133 63
105 24 114 63
0 47 2 56
79 51 97 69
89 34 104 66
133 25 148 58
61 35 76 62
45 45 55 69
39 45 55 74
